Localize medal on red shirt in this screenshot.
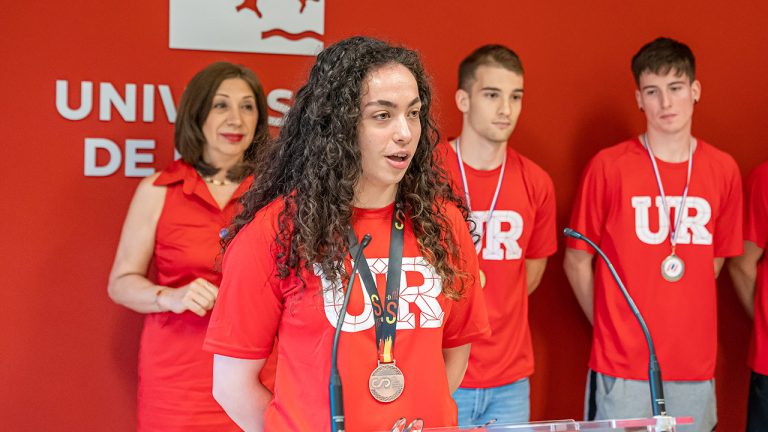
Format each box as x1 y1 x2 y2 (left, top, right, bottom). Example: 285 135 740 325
348 203 406 403
369 362 405 403
455 138 506 289
641 134 694 283
661 251 685 282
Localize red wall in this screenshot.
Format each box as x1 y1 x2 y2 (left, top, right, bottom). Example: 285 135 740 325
2 1 767 430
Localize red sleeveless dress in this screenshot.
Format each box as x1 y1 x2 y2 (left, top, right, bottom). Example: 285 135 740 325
137 160 251 431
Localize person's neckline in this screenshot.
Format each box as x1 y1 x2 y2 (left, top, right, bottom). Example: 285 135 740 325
451 136 507 171
352 201 396 219
638 132 697 164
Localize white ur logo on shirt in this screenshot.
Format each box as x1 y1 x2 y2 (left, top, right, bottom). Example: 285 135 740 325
471 210 524 260
631 195 713 245
315 257 444 333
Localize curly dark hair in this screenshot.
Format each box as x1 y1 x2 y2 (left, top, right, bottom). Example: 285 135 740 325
228 36 471 300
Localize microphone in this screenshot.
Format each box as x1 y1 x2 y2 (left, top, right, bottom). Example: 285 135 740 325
330 233 372 432
562 227 584 240
563 228 667 417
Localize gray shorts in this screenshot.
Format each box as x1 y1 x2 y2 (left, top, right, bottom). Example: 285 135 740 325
584 370 717 432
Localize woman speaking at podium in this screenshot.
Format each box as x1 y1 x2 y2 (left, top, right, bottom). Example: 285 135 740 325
203 37 491 431
108 62 269 430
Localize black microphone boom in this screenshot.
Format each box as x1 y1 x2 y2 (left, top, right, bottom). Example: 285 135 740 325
563 227 667 417
330 234 372 432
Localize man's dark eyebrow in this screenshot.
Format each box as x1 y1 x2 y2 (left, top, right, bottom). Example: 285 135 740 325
364 97 421 108
479 86 524 93
641 80 687 91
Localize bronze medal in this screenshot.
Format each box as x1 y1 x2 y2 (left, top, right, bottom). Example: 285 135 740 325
661 253 685 282
369 362 405 403
349 211 406 405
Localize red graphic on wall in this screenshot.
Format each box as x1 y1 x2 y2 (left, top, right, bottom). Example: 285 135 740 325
236 0 319 18
235 0 323 41
262 29 320 42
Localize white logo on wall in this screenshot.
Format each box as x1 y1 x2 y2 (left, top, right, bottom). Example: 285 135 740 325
170 0 324 56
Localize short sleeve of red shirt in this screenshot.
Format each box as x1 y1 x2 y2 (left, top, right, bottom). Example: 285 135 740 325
746 162 768 247
712 153 744 257
567 152 609 253
203 207 283 359
523 159 558 259
441 204 491 348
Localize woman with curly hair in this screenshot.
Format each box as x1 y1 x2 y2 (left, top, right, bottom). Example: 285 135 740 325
108 62 269 430
204 36 490 431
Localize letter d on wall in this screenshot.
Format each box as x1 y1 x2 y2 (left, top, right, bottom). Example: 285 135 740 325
84 138 121 176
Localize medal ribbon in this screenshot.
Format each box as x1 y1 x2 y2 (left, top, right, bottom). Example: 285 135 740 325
456 138 505 286
641 134 695 253
347 204 405 364
455 137 506 229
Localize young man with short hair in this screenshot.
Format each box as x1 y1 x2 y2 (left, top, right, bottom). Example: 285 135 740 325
564 37 743 432
438 44 557 425
729 160 768 431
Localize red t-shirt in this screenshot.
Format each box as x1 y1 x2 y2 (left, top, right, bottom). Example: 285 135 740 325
436 140 557 387
746 161 768 375
138 160 251 431
567 137 742 380
204 199 490 431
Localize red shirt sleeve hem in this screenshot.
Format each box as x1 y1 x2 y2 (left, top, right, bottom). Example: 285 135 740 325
442 326 492 349
713 246 745 258
525 245 558 259
202 340 272 360
565 241 595 254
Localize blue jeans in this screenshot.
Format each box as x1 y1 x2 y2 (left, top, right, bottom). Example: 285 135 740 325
452 378 530 427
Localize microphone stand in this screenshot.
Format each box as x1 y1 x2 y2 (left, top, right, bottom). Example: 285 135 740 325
563 228 667 417
330 234 372 432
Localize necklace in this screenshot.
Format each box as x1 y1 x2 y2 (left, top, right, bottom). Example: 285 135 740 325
455 137 506 288
202 176 233 186
641 134 695 283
